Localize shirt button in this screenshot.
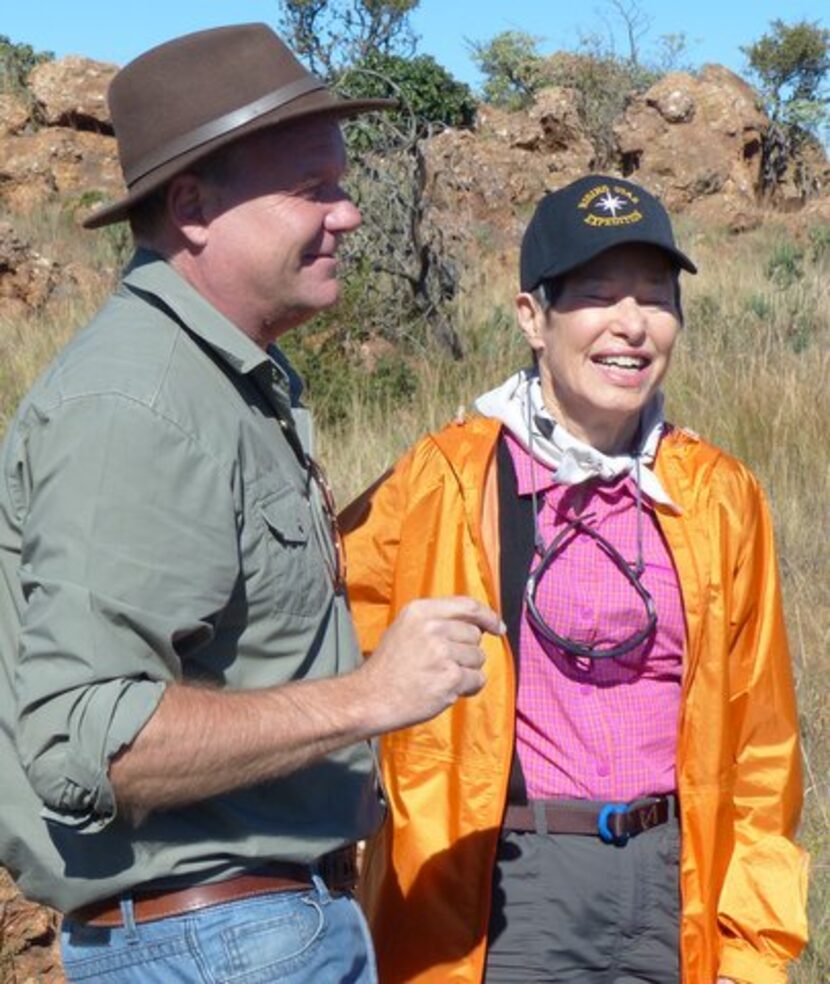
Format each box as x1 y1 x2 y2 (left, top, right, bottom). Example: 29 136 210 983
580 684 592 696
596 763 610 777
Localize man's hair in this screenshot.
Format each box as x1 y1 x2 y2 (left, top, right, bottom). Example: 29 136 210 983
127 141 240 244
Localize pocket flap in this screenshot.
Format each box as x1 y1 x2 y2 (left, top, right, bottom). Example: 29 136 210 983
259 488 309 545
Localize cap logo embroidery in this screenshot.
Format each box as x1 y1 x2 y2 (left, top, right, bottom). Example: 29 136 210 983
578 184 644 228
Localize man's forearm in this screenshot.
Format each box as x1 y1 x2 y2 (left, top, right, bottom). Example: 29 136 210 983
109 596 502 822
109 673 375 822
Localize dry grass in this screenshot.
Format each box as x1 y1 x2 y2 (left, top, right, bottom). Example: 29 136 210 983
0 208 828 981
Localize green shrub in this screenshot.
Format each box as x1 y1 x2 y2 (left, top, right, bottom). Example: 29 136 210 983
766 241 805 288
0 34 52 93
469 30 547 110
337 50 476 140
807 224 830 264
542 48 658 167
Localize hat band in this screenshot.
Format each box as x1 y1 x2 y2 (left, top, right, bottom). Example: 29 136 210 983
125 75 327 187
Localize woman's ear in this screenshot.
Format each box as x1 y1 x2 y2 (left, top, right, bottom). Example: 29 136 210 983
515 292 547 354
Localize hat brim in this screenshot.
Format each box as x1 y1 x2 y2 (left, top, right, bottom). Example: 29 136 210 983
82 90 396 229
534 234 697 286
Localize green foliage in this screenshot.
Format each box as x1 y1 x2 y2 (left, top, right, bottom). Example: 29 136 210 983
743 20 830 193
743 19 830 123
766 240 805 289
0 34 53 93
278 0 419 78
652 32 694 74
469 26 658 165
469 30 547 110
337 50 476 138
807 224 830 264
744 291 773 322
280 326 418 426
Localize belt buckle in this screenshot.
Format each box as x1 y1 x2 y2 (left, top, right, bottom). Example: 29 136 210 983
597 803 630 845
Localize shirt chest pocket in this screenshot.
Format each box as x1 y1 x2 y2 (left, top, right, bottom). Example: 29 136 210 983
257 486 331 618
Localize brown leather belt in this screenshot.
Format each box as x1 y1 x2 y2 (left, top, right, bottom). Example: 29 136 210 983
67 845 357 928
503 794 676 845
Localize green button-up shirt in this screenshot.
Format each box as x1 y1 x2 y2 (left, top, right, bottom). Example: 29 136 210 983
0 251 382 911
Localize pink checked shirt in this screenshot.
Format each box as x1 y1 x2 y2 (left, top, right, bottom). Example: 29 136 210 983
506 433 684 802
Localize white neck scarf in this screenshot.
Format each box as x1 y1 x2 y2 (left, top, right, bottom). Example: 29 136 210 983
473 368 680 512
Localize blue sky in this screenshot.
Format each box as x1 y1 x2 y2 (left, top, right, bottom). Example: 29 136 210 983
3 1 827 90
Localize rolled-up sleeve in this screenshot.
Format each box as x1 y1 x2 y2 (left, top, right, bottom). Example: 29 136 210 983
12 392 239 831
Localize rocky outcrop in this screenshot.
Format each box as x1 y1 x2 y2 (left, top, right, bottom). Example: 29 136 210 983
0 56 121 220
613 65 769 227
0 128 122 215
0 222 63 321
29 55 116 131
421 87 597 253
0 91 31 136
0 868 62 983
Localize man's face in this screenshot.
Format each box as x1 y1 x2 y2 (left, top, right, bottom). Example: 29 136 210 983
195 117 361 344
517 243 682 454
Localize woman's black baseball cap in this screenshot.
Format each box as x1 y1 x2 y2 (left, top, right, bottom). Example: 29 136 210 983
520 174 697 292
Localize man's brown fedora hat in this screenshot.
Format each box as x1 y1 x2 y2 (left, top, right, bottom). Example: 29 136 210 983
83 23 394 229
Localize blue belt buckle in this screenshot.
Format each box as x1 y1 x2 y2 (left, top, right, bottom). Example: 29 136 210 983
598 802 630 845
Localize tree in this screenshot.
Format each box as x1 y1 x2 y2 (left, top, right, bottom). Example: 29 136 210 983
276 0 466 359
604 0 651 67
468 30 546 110
277 0 419 78
339 49 476 139
743 19 830 193
744 19 830 123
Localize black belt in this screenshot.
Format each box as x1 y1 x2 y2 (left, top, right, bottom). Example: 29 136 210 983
502 794 676 845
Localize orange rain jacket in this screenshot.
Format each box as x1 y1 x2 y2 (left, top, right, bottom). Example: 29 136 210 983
343 415 808 984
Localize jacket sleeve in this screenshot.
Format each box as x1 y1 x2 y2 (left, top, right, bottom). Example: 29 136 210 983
715 470 808 984
340 448 414 655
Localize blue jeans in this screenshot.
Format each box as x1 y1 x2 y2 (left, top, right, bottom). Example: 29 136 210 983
60 876 378 983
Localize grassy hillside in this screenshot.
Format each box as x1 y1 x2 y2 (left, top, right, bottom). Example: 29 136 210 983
0 206 827 981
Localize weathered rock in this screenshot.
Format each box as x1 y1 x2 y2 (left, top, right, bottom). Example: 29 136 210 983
614 66 768 216
0 222 62 320
0 128 120 215
28 55 116 131
0 868 63 983
421 87 596 255
0 91 32 136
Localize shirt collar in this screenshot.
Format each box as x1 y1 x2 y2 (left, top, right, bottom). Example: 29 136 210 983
122 250 302 400
506 431 638 505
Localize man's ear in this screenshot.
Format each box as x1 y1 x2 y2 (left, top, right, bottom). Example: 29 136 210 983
166 174 211 247
515 292 547 354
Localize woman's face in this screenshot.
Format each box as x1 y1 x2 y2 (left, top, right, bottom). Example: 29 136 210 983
516 243 682 454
